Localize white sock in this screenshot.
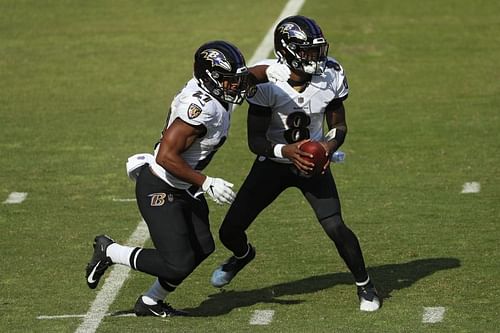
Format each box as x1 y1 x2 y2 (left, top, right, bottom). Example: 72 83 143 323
106 243 135 267
144 279 170 303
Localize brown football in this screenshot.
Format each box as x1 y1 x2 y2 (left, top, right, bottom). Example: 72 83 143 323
300 141 328 175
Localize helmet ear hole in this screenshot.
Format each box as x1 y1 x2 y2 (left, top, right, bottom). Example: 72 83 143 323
212 71 220 79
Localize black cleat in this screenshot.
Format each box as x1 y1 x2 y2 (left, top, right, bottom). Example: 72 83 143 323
134 296 189 317
357 282 381 312
211 244 256 288
85 235 114 289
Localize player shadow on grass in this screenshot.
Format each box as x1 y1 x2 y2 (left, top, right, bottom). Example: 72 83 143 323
184 257 460 317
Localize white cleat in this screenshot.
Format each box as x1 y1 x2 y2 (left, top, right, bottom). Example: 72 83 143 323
357 282 381 312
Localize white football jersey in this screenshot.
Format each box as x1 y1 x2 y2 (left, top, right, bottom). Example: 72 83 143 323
149 78 234 189
248 57 348 163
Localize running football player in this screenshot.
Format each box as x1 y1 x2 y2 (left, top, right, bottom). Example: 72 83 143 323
211 16 381 312
85 40 288 317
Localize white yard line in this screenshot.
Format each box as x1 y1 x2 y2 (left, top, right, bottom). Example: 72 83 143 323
73 1 305 332
422 307 445 323
38 313 135 320
248 0 305 65
461 182 480 193
75 220 149 333
249 310 275 325
3 192 28 204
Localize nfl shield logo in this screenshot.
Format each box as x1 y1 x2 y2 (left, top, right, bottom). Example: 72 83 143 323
188 103 202 119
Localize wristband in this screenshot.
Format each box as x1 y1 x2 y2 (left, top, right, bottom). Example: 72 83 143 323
273 144 285 158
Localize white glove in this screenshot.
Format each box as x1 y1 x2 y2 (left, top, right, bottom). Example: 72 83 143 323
202 176 236 205
266 63 291 83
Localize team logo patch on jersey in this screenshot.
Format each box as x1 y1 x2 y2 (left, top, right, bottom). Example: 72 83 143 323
201 49 232 71
188 103 202 119
278 22 307 41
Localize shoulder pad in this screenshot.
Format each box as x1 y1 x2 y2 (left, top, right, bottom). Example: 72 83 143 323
326 60 341 71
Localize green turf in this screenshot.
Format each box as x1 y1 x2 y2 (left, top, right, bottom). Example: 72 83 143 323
1 0 499 332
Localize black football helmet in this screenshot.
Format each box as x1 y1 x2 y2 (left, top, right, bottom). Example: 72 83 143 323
194 41 250 105
274 15 329 75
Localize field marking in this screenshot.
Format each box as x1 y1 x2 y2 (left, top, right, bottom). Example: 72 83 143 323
75 1 305 332
422 307 445 323
75 220 149 333
38 313 135 320
249 310 275 325
248 0 305 65
112 198 136 202
3 192 28 204
461 182 480 193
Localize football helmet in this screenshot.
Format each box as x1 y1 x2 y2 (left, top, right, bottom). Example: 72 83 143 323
194 41 250 105
274 15 329 75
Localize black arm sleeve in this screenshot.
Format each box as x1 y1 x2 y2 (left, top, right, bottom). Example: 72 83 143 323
247 102 275 157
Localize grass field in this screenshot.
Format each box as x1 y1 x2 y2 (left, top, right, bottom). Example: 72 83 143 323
1 0 499 332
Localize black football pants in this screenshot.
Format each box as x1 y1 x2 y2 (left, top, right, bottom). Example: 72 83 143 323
219 157 369 282
134 166 215 287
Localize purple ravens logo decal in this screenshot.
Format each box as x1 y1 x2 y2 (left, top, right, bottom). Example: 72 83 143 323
187 103 202 119
278 22 307 41
201 49 232 71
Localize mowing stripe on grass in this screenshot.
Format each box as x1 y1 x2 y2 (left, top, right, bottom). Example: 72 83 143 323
75 1 305 331
75 220 149 333
249 310 275 325
39 314 85 320
461 182 480 193
422 307 445 323
3 192 27 204
112 198 136 202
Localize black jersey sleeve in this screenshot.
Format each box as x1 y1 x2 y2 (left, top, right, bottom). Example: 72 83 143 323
247 102 275 157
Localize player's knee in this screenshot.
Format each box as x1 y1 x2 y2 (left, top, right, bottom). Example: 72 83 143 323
197 239 215 263
319 214 346 239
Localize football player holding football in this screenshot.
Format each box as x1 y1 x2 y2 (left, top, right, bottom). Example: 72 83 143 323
85 40 288 317
211 16 381 312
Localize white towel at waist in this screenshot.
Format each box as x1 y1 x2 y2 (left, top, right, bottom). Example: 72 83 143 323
126 153 156 181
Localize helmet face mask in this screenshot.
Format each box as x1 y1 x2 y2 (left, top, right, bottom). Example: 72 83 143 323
275 16 329 75
194 41 250 105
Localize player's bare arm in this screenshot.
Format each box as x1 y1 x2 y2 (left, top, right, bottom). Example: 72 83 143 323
155 118 206 187
248 64 290 85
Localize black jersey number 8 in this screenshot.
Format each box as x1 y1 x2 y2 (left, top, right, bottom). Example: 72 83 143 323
284 111 311 143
